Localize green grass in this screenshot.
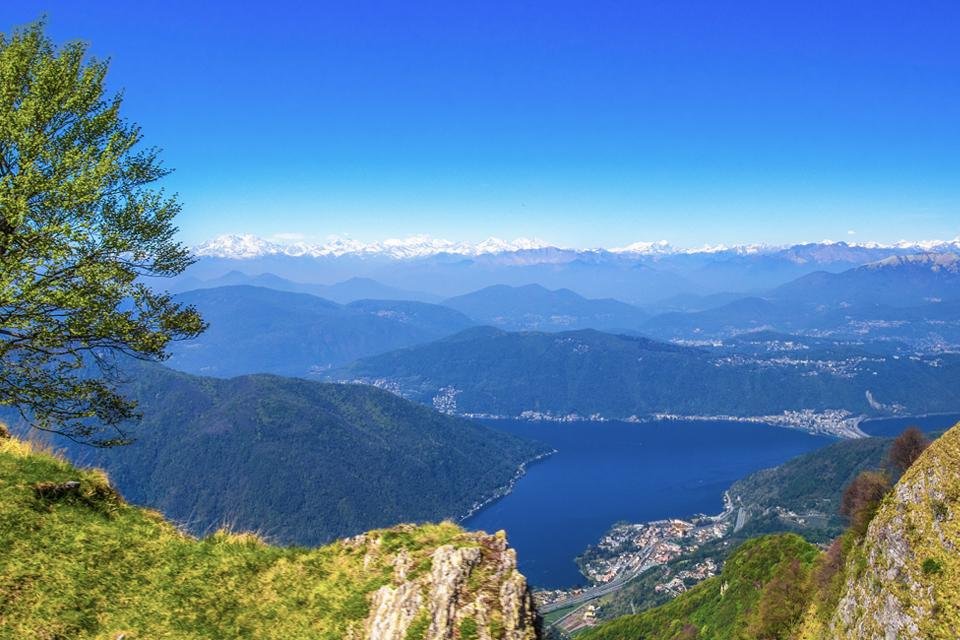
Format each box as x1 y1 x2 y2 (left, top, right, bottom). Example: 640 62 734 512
0 436 487 639
541 603 580 626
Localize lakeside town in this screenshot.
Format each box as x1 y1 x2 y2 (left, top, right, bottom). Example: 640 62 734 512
352 378 874 438
536 493 739 621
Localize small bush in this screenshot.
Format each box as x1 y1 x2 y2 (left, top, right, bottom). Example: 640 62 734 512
672 623 699 639
405 613 430 640
340 590 370 620
0 422 9 439
932 500 949 522
840 471 890 535
888 427 930 474
459 618 479 640
921 558 943 576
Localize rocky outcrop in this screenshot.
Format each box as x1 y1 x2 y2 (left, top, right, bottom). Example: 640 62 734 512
826 423 960 639
364 527 539 640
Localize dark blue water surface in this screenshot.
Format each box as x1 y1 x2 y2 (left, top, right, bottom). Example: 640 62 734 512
465 419 834 589
860 413 960 438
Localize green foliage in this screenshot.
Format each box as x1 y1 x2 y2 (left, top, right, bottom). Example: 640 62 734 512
729 436 895 539
922 558 944 576
580 534 820 640
0 19 204 445
460 617 479 640
745 558 812 639
405 613 430 640
808 533 855 624
48 362 549 545
0 437 502 638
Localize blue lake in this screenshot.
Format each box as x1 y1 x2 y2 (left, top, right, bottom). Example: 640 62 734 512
465 419 835 589
859 412 960 438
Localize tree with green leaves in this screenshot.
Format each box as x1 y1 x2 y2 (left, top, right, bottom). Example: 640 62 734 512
0 20 205 446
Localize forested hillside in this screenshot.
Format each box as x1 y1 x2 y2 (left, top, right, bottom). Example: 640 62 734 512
52 363 549 545
337 327 960 420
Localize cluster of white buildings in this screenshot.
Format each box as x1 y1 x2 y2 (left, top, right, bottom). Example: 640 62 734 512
581 517 728 584
654 559 720 597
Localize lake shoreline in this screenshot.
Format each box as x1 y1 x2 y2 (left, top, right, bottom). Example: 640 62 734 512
460 409 868 439
457 448 558 522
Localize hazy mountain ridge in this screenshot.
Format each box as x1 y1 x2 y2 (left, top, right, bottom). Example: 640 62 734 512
183 238 960 303
170 270 441 303
442 284 648 332
641 253 960 347
167 285 475 377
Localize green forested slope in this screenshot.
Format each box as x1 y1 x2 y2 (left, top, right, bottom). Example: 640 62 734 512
727 436 894 540
54 363 548 545
337 327 960 418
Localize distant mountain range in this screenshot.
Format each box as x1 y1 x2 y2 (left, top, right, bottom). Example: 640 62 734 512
642 253 960 346
332 326 960 421
182 235 960 303
442 284 648 331
195 233 960 261
55 363 549 545
170 271 440 303
167 285 474 377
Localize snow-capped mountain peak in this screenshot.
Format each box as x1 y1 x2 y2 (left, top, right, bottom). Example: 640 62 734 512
609 240 673 254
193 233 960 262
193 234 554 260
865 252 960 273
193 234 283 259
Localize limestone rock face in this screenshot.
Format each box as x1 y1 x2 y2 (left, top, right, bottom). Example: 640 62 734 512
828 424 960 640
364 527 539 640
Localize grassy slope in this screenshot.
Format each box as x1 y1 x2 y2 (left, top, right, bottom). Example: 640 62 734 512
0 436 490 639
578 534 820 640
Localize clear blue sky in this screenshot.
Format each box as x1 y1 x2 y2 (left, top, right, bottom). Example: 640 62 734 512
4 1 959 247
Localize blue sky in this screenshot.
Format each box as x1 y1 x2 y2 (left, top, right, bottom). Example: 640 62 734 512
4 1 959 248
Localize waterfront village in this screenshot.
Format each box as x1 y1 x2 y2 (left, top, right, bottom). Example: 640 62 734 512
534 499 733 615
